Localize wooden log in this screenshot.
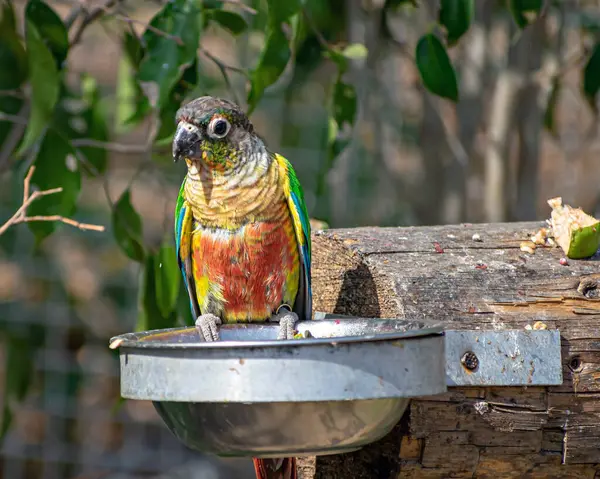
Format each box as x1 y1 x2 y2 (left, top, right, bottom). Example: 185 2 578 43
298 221 600 478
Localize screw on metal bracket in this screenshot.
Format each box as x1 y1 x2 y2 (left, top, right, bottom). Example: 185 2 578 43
461 351 479 371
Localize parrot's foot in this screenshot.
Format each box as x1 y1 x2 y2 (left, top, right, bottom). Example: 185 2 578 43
195 314 222 342
269 306 298 340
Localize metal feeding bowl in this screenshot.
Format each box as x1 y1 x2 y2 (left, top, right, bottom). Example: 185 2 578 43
111 316 446 458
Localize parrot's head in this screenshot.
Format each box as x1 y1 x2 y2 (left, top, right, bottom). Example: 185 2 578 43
172 96 260 174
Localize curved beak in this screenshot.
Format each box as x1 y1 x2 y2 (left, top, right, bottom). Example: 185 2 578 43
173 121 201 162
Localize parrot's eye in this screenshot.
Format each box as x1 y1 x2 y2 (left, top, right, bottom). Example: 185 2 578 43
208 117 231 139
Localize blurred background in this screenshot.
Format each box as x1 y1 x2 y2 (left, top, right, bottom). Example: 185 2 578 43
1 0 599 478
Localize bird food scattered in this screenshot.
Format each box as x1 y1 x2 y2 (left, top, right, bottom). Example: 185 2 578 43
520 241 536 254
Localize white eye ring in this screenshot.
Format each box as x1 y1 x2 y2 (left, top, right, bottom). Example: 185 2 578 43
208 117 231 139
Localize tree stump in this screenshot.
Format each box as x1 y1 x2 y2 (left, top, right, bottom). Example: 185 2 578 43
297 221 600 478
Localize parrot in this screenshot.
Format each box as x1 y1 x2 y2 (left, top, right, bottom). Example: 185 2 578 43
172 96 312 479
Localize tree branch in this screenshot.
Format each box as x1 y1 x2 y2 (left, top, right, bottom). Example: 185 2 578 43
71 138 152 154
70 0 123 47
0 112 28 125
199 48 247 105
0 166 105 236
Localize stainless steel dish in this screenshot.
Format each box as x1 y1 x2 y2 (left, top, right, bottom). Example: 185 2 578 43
111 317 446 457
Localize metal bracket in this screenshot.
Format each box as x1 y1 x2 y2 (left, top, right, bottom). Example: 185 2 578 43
312 312 564 387
444 329 563 387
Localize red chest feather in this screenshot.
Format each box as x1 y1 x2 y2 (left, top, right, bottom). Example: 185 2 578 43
191 219 300 322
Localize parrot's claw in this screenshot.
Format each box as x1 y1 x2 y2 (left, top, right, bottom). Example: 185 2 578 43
195 314 222 342
270 307 298 340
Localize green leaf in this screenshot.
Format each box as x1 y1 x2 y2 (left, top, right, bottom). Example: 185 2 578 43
266 0 301 26
137 254 177 331
155 58 198 144
124 31 144 67
340 43 368 60
583 42 600 112
137 0 201 110
154 242 181 317
207 9 248 35
203 0 223 8
580 12 600 36
0 2 28 90
415 33 459 102
508 0 543 28
543 76 560 136
0 2 27 153
27 130 81 242
112 190 145 262
439 0 474 45
115 32 150 133
247 26 291 113
78 75 109 173
247 0 301 113
325 43 368 73
18 17 60 155
24 0 68 67
319 70 356 201
332 79 357 128
1 335 34 440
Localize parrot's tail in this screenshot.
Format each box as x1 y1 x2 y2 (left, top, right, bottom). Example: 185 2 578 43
252 457 297 479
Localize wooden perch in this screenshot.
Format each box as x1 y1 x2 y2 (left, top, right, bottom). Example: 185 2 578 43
298 221 600 478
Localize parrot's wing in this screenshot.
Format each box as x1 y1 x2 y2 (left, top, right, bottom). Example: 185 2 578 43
175 176 201 320
276 154 312 321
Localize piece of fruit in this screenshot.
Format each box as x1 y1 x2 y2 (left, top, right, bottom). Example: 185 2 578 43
548 197 600 259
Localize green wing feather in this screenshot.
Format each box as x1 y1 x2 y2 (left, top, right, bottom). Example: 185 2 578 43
276 154 312 321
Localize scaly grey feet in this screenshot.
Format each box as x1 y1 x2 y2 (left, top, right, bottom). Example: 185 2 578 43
195 313 222 341
270 307 299 340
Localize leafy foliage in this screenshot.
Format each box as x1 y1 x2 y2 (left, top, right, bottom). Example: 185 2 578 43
0 2 27 91
27 130 81 242
247 0 301 112
207 9 248 35
18 0 64 154
25 0 69 68
508 0 543 28
439 0 474 45
137 0 201 110
154 242 181 318
137 252 178 331
416 33 459 102
112 190 145 263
